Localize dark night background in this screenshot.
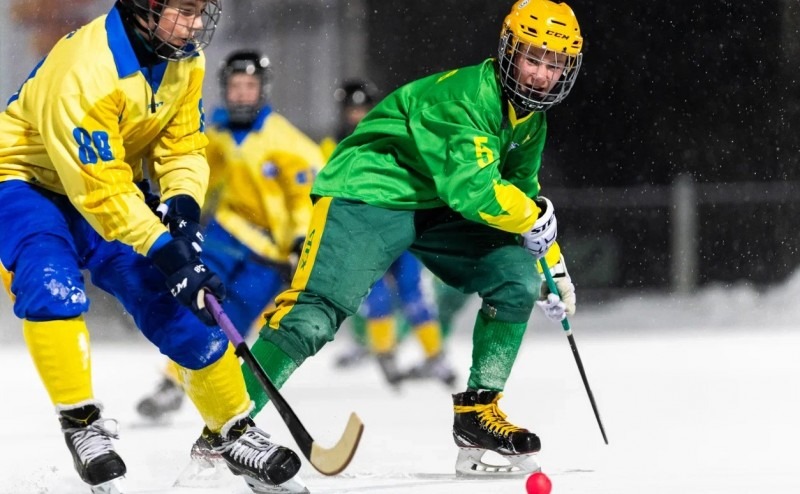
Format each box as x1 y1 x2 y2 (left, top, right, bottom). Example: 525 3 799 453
366 0 800 289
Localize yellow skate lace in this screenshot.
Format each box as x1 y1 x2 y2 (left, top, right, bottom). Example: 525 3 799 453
453 393 523 437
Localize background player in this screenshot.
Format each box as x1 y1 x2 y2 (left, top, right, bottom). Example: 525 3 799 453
136 49 324 422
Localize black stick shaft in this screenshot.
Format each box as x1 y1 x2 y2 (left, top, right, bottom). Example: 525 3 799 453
539 258 609 445
206 294 313 457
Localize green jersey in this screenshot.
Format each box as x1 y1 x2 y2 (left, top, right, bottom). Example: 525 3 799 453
313 58 548 234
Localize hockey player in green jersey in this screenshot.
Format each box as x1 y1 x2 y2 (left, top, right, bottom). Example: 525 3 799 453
243 0 580 476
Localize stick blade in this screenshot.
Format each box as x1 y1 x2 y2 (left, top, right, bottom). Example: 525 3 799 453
309 412 364 475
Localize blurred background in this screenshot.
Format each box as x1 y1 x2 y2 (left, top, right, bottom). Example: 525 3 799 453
1 0 799 337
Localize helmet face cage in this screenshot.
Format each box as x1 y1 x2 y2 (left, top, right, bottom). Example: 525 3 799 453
333 80 377 108
219 52 271 125
498 29 582 113
333 79 378 139
129 0 221 61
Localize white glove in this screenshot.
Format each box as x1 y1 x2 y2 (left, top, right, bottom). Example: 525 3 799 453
536 255 576 323
521 196 557 259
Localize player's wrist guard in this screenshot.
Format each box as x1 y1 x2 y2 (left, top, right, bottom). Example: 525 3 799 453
157 195 205 252
521 196 557 259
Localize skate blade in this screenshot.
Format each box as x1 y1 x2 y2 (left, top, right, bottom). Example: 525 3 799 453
455 448 541 478
242 473 309 494
173 455 232 488
90 478 125 494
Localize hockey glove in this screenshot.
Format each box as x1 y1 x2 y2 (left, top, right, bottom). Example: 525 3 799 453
136 179 161 213
151 237 226 326
536 254 576 323
156 195 205 253
521 196 557 259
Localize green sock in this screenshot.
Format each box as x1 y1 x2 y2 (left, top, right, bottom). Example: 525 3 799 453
467 311 527 391
243 338 299 416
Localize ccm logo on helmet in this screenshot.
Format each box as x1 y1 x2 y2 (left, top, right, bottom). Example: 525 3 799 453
545 30 569 39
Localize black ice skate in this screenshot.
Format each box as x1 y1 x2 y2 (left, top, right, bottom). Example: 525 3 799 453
173 426 229 488
221 417 307 494
59 402 126 493
333 343 369 368
452 390 541 477
375 351 404 387
404 352 458 388
135 377 185 421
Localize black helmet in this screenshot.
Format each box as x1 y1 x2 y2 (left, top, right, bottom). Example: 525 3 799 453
118 0 222 61
333 79 378 108
219 50 271 126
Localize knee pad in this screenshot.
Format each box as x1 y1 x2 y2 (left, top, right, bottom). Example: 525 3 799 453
12 256 88 320
481 276 538 323
363 278 392 319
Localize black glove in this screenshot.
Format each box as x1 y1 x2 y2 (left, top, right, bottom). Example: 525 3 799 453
157 195 205 251
151 237 226 325
136 179 161 213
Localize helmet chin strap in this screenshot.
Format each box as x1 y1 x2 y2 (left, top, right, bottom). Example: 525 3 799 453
226 104 260 127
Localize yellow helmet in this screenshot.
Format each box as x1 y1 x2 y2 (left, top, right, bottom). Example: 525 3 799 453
498 0 583 113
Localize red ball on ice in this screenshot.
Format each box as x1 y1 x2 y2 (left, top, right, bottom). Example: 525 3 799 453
525 472 552 494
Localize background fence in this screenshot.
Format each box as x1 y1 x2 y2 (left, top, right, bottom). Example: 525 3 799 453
1 0 799 338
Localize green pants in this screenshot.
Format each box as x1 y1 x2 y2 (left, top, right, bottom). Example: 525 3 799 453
252 197 539 398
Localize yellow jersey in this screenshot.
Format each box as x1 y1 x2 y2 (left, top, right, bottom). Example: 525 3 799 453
0 6 209 256
206 107 324 262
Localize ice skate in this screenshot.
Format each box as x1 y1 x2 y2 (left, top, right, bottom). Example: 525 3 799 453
173 427 229 488
375 351 404 387
404 352 458 387
135 377 184 421
334 343 369 368
59 402 127 491
215 417 308 493
89 479 125 494
452 390 541 477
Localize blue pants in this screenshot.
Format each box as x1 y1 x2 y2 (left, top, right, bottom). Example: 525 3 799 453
0 181 227 370
202 220 285 337
360 251 438 325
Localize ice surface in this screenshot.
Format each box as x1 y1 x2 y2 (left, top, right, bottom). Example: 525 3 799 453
3 277 800 493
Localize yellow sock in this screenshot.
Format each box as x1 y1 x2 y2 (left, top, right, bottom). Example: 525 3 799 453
414 320 443 357
164 359 183 386
23 318 93 406
0 262 13 301
178 344 252 433
367 317 396 354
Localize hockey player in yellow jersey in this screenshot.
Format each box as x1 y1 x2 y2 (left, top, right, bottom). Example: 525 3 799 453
0 2 306 493
135 50 324 423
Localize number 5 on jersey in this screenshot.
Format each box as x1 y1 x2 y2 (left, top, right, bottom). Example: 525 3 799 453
474 136 494 168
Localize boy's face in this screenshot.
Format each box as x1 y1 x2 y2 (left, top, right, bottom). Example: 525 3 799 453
343 105 370 128
226 73 262 107
152 0 211 48
512 44 567 96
